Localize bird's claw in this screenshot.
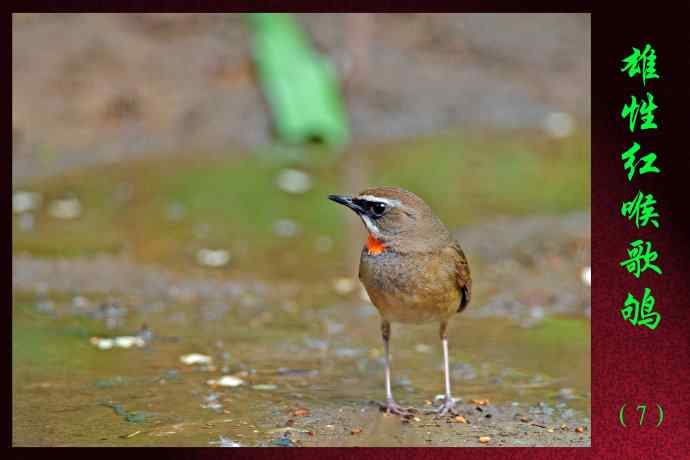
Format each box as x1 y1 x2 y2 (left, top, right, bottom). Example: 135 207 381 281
373 399 417 417
427 396 458 418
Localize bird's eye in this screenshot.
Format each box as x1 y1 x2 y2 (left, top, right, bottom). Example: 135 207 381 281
371 202 386 217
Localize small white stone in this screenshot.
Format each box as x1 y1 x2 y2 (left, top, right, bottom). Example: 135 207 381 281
196 249 230 268
275 169 312 194
180 353 213 365
542 112 575 139
530 306 545 320
13 191 42 214
207 375 245 387
415 344 432 354
252 384 277 391
90 336 146 349
272 219 299 238
72 295 91 309
332 277 356 295
209 436 241 447
49 197 82 219
90 337 114 350
113 336 146 348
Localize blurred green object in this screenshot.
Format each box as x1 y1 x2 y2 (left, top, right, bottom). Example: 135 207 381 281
247 13 350 148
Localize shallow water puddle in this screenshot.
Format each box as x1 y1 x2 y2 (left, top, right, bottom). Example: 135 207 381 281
13 291 589 446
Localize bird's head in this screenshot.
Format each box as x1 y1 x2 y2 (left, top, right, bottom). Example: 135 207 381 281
328 186 450 254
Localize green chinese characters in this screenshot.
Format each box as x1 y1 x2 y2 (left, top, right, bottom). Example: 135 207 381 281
621 93 658 133
618 43 663 331
621 44 659 86
620 239 662 279
621 190 659 229
621 143 660 181
620 287 661 330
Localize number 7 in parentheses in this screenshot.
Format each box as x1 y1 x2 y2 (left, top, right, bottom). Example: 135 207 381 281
636 404 647 426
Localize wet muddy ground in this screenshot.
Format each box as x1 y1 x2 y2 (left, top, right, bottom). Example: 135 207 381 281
13 275 590 447
12 132 590 446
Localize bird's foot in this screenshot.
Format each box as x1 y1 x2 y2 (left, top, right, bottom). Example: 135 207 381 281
373 399 417 417
428 396 458 418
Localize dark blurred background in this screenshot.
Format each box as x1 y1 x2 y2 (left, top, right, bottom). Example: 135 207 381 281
12 13 589 179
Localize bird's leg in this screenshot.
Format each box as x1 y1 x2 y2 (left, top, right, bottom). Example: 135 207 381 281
374 320 416 416
435 321 458 417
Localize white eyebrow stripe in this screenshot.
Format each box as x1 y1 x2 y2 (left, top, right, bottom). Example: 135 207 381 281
357 195 401 207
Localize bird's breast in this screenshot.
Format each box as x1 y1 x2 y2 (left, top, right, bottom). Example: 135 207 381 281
359 249 460 324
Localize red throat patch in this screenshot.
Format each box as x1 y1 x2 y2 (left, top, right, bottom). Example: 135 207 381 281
367 234 385 255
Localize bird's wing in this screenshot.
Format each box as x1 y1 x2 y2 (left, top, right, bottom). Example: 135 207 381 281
449 241 472 313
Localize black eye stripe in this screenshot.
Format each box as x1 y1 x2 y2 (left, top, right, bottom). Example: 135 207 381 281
353 198 369 209
353 199 387 216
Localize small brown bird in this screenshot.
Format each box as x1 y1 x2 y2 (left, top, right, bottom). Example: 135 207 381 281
329 187 471 416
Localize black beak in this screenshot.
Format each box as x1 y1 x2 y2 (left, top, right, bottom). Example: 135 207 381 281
328 194 364 214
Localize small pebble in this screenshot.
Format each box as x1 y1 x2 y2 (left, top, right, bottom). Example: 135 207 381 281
120 430 141 439
90 336 145 349
209 436 241 447
575 426 585 433
470 399 490 406
415 344 432 353
351 427 362 435
273 219 299 238
332 277 357 295
479 436 491 444
454 415 467 424
48 197 81 219
293 408 310 417
207 376 245 387
92 338 114 350
275 169 312 194
113 336 146 348
542 111 575 138
72 295 91 310
13 190 42 214
196 249 231 268
252 384 277 391
180 353 213 365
